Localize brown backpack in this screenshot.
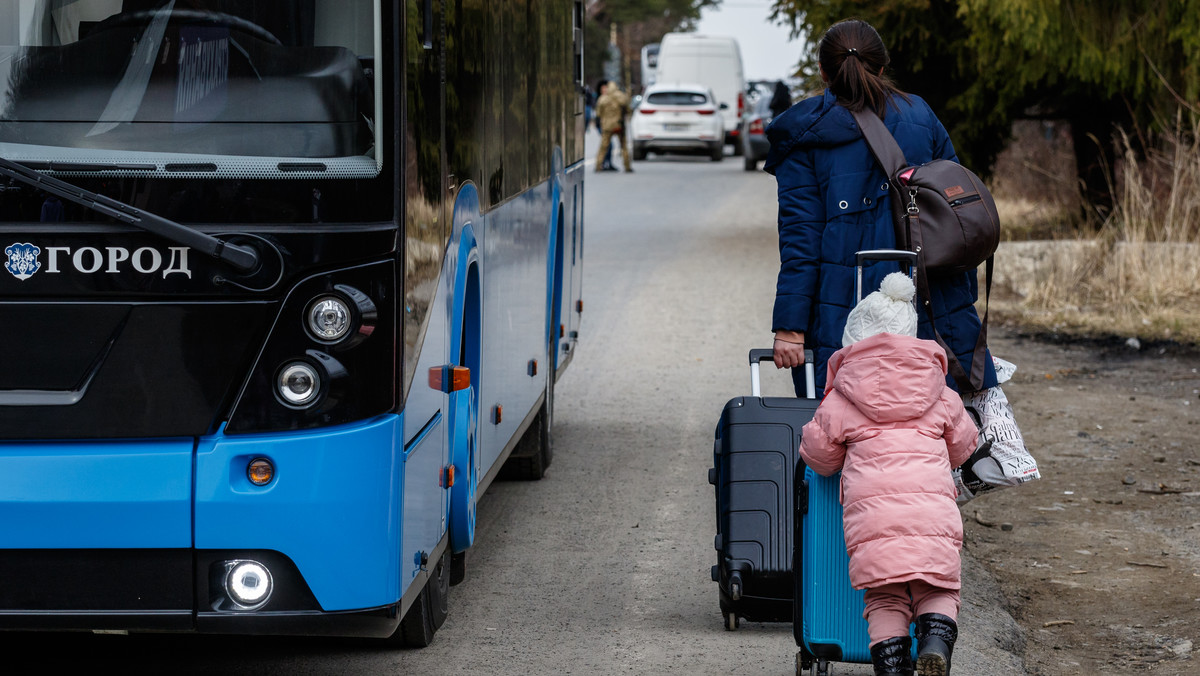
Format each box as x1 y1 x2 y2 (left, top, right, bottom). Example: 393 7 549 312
850 108 999 391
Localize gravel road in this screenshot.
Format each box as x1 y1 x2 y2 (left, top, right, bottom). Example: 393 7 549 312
0 138 1032 675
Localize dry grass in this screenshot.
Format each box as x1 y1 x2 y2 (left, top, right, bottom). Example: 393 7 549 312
994 111 1200 345
990 119 1083 239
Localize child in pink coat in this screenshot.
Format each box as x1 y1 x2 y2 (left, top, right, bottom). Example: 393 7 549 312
800 272 977 676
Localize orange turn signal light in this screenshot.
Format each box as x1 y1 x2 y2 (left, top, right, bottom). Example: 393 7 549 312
428 365 471 393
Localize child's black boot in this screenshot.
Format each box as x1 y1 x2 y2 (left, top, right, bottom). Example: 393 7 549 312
915 613 958 675
870 636 914 676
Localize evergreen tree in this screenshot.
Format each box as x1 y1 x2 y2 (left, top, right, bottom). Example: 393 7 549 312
769 1 1010 176
770 0 1200 206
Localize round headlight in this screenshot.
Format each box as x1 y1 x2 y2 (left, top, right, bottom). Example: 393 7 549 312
306 295 352 342
226 560 273 608
277 361 321 407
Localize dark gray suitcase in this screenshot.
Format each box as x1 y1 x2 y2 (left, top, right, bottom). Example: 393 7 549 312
709 348 816 630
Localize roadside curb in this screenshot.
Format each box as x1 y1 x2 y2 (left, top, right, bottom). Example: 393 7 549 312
958 548 1029 674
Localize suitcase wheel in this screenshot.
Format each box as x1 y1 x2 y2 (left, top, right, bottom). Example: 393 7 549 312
724 611 739 631
795 651 816 676
728 572 742 601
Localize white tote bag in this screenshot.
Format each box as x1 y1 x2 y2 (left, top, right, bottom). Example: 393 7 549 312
954 357 1041 503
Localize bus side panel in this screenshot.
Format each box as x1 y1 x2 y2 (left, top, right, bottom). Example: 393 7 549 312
559 163 585 371
0 439 193 548
477 190 552 476
194 416 403 612
400 411 447 589
399 212 460 587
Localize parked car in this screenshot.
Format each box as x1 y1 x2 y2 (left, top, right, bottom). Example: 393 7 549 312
631 84 725 162
654 34 745 155
740 89 774 171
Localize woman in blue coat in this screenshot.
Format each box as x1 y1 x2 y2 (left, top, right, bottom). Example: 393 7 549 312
765 19 997 401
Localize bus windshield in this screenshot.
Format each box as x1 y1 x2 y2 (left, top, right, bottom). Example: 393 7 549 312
0 0 381 180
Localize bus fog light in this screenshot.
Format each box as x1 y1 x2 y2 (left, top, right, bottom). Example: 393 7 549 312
247 458 275 486
277 362 321 407
225 560 273 608
306 296 352 342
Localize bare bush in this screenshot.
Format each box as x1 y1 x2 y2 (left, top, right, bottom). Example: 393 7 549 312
1010 111 1200 343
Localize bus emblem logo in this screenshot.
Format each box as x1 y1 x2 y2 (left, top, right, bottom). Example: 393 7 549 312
4 242 42 280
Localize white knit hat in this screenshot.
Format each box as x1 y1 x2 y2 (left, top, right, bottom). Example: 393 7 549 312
842 272 918 346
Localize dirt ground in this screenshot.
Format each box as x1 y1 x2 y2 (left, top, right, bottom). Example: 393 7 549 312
967 325 1200 674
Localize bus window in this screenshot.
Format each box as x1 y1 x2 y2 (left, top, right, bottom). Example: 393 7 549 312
0 0 381 180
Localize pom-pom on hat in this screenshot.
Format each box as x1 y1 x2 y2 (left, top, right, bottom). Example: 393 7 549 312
842 272 918 346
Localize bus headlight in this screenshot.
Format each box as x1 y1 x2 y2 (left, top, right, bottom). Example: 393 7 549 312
224 560 273 609
306 295 352 342
277 361 321 407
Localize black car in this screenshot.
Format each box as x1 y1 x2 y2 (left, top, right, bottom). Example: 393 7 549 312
740 85 775 171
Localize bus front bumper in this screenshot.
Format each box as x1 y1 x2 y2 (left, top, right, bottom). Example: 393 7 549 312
0 415 410 637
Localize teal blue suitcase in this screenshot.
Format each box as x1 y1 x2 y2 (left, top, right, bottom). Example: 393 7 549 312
793 249 922 675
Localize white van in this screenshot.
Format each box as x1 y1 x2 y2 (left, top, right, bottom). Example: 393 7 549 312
641 43 660 89
653 34 745 153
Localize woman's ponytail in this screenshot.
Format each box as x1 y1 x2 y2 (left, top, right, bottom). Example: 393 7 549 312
817 20 907 118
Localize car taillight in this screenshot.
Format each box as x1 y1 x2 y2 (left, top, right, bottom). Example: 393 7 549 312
639 108 656 115
750 119 765 134
697 109 715 116
738 92 745 118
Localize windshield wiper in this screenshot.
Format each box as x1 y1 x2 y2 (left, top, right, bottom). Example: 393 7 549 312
0 156 258 273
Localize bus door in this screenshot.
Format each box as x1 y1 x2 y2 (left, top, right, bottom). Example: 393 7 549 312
400 0 451 588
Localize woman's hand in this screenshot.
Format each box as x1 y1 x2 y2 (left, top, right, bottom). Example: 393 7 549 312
773 331 805 369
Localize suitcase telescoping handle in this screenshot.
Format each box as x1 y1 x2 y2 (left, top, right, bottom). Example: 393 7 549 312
855 248 918 302
748 348 816 399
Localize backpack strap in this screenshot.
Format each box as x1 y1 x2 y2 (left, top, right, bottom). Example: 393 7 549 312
850 108 908 179
910 212 991 392
853 109 908 248
851 106 991 392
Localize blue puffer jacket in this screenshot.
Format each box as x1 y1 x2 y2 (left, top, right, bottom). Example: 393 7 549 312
764 89 997 394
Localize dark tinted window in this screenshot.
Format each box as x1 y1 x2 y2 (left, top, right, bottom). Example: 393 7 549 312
646 91 708 106
0 0 391 225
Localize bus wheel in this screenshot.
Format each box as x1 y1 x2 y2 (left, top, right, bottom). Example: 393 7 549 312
394 549 451 647
450 551 467 586
498 372 553 481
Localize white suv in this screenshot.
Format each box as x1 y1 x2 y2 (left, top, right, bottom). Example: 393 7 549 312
630 84 726 162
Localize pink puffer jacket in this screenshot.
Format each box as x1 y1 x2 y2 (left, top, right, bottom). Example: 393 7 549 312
799 333 977 591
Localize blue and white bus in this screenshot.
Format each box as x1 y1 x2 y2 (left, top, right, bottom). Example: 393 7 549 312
0 0 585 646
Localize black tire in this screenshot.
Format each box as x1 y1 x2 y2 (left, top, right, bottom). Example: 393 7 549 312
392 549 450 647
450 551 467 586
731 139 744 156
710 143 724 162
498 378 553 480
743 154 758 171
428 549 450 629
632 144 647 161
